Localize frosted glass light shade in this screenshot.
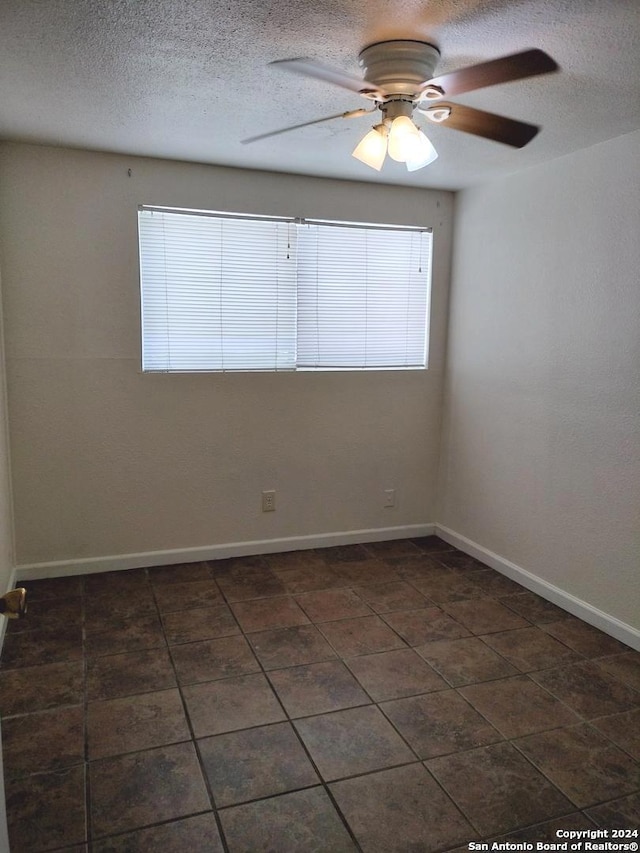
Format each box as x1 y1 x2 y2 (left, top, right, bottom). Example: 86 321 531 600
387 116 419 162
406 130 438 171
352 127 388 171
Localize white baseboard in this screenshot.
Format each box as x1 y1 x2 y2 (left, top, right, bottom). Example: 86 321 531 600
435 524 640 652
12 521 639 652
14 523 436 581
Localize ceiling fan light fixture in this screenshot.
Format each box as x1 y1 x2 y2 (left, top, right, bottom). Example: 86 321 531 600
352 124 388 171
263 45 558 160
387 115 419 162
421 105 452 123
405 130 438 171
417 84 445 102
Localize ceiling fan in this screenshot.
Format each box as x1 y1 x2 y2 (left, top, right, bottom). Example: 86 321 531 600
242 40 558 171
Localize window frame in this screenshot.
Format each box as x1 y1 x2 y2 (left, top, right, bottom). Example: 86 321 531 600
137 205 433 374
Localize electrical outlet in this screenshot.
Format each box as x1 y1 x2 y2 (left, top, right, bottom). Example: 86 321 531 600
384 488 396 508
262 490 276 512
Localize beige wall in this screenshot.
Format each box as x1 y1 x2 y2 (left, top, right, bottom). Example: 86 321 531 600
0 143 453 565
0 273 13 853
0 270 13 591
439 130 640 630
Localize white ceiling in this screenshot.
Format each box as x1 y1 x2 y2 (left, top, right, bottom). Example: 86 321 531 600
1 0 639 190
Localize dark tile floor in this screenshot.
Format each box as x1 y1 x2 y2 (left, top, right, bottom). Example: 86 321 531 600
1 537 639 852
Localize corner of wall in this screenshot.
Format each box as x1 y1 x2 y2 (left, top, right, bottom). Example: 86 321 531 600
0 266 16 593
434 188 460 523
0 266 17 659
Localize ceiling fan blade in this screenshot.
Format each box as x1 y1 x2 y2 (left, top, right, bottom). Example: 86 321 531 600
270 58 386 99
422 102 539 147
423 48 558 98
241 109 370 145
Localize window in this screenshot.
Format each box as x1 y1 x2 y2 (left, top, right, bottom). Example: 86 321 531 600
138 206 432 372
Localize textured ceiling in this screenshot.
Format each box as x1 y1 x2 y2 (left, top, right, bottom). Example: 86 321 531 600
0 0 639 189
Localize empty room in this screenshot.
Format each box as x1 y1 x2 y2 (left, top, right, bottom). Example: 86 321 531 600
0 0 638 851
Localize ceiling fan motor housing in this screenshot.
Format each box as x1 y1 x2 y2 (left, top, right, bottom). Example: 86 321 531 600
358 40 441 97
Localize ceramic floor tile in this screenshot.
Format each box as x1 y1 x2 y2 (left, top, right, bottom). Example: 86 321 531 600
470 569 525 597
87 647 176 701
330 559 401 586
482 627 581 673
489 812 596 842
389 555 453 579
382 689 502 758
294 704 415 781
586 792 640 830
23 576 84 601
199 720 319 806
382 607 471 645
90 742 210 838
208 555 269 577
266 549 329 571
531 660 640 718
318 614 406 656
410 535 454 553
92 813 224 853
319 544 371 563
230 595 310 633
216 570 286 602
500 591 572 625
426 741 572 837
460 675 580 738
183 672 286 738
294 588 372 622
269 659 370 717
0 660 84 717
148 561 215 585
5 765 86 853
330 763 475 853
170 634 259 685
85 613 166 657
443 599 530 635
364 539 423 558
6 595 82 635
435 552 488 572
1 704 84 779
85 568 149 597
409 571 486 604
247 624 337 670
153 579 223 613
87 688 190 759
515 723 640 808
4 545 636 853
352 580 430 613
0 623 83 669
542 617 630 658
345 647 447 701
271 564 346 593
591 708 640 759
596 651 640 692
415 636 518 686
219 786 357 853
84 588 157 629
162 603 241 645
395 564 459 584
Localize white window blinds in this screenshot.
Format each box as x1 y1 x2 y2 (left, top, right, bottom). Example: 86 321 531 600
138 207 432 372
139 208 297 371
296 222 431 369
